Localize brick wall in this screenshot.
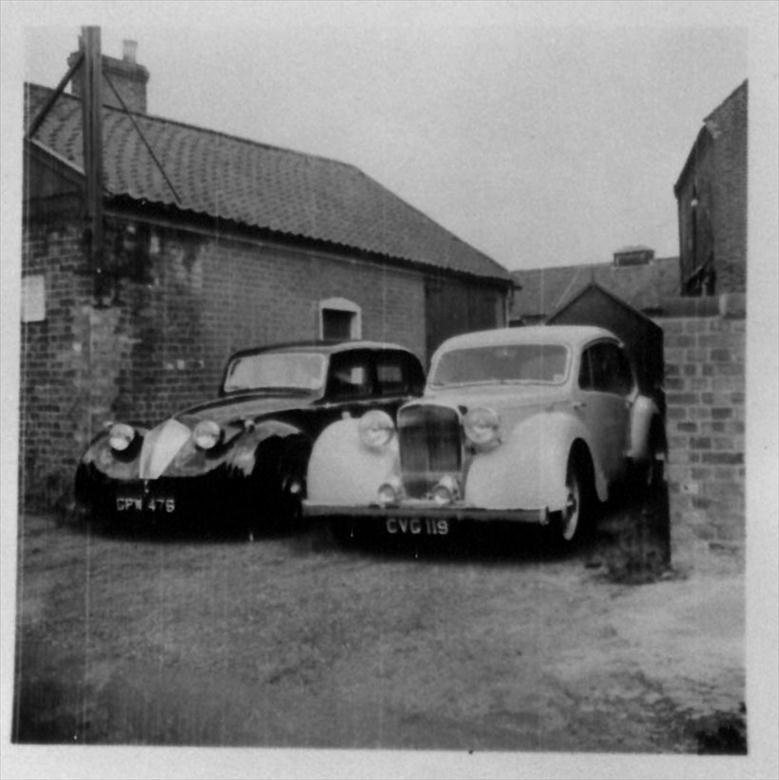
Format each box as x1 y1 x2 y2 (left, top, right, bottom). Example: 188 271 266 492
676 82 747 296
19 217 427 509
710 83 748 294
659 308 746 565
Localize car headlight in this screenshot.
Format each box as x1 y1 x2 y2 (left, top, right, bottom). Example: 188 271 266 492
193 420 222 450
463 407 501 451
108 423 136 452
358 410 395 451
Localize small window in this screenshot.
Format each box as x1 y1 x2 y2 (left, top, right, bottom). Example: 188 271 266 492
322 309 354 341
319 297 362 340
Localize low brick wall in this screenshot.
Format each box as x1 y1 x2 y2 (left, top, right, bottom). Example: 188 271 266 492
657 302 746 566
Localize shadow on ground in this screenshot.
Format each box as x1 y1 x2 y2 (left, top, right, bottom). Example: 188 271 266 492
60 479 673 578
296 480 673 579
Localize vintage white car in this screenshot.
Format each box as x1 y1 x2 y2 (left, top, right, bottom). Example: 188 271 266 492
303 325 666 546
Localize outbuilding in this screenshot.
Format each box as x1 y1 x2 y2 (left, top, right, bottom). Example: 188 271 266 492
21 39 511 507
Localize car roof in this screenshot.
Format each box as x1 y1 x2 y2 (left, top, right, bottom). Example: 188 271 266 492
435 325 618 354
229 340 413 359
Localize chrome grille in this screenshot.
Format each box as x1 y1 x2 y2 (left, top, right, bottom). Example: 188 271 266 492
397 404 462 498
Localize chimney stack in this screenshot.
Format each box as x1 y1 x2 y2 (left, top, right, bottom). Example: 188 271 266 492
68 36 149 113
613 246 654 267
122 39 138 64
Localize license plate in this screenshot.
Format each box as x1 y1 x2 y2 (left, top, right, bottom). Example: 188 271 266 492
116 496 176 513
385 517 449 536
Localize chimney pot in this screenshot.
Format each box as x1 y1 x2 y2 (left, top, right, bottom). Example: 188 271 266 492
122 39 138 63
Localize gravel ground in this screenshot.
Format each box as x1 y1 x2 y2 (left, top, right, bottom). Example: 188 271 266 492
8 484 747 763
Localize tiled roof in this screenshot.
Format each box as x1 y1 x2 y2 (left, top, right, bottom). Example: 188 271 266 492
704 79 748 128
675 80 747 194
24 83 510 282
510 256 680 321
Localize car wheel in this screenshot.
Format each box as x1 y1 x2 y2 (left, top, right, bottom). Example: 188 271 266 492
247 435 306 535
555 452 593 547
561 464 582 543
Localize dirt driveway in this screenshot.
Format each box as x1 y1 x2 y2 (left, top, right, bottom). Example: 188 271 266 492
10 489 745 757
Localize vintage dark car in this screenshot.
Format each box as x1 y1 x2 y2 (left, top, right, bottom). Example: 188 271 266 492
303 325 666 546
74 341 425 531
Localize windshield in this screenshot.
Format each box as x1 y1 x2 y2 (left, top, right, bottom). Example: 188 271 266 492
430 344 570 387
223 352 327 393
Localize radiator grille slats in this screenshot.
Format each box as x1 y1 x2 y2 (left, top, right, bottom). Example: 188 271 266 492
398 405 461 497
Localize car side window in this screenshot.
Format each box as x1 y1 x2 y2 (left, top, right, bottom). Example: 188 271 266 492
376 356 407 396
579 348 594 390
406 355 425 395
612 346 634 396
375 352 425 397
592 345 612 392
580 343 633 396
326 353 373 400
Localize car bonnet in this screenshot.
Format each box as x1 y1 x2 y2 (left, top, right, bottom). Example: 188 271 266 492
178 392 320 427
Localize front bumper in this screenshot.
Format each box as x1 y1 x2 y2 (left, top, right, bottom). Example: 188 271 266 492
78 476 240 524
302 500 550 525
74 463 270 527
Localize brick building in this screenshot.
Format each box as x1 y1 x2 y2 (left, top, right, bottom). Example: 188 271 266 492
674 80 748 296
21 42 511 508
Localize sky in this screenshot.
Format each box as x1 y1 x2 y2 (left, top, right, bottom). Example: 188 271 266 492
6 1 759 273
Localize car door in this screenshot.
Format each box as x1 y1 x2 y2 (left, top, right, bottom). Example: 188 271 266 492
575 341 633 480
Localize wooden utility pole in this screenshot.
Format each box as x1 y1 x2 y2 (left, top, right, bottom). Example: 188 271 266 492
80 26 105 297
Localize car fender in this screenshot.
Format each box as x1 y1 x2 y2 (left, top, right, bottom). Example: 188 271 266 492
307 418 399 504
465 410 608 511
79 428 146 481
156 418 305 479
628 395 663 461
223 419 308 477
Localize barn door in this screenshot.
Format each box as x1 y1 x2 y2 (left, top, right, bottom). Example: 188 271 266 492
425 277 502 361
